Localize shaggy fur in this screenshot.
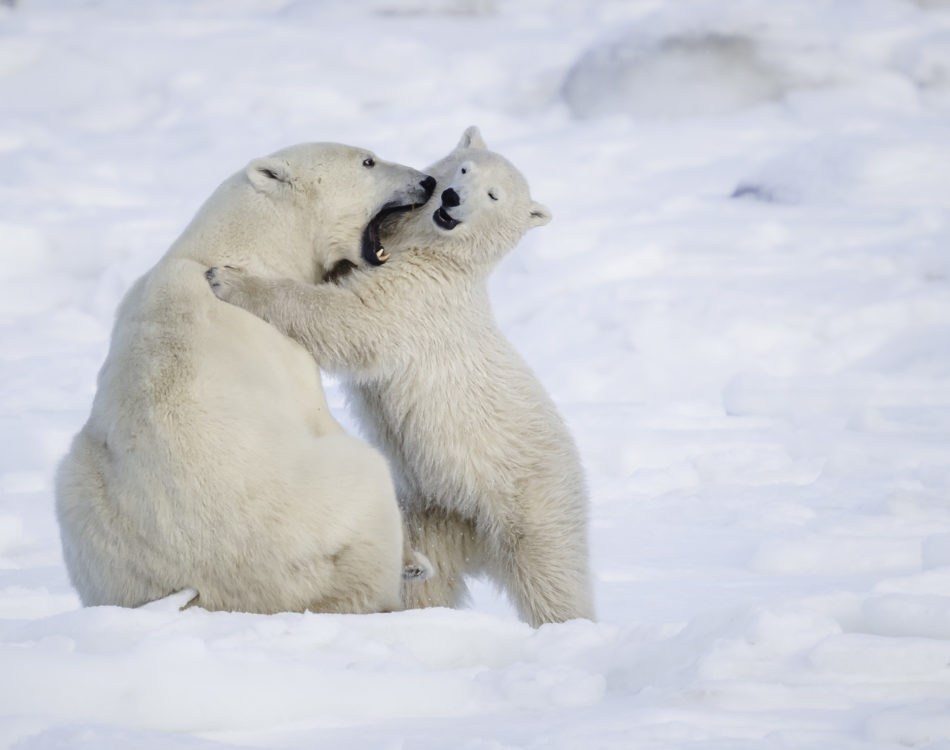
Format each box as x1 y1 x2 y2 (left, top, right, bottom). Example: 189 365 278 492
56 143 434 613
208 129 594 626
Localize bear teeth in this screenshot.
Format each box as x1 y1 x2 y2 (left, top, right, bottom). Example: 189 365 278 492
376 247 390 263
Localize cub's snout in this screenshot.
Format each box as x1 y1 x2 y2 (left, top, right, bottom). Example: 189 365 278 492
440 188 460 208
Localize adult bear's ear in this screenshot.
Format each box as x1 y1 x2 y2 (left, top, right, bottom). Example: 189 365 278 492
456 126 487 151
246 157 293 193
527 201 552 228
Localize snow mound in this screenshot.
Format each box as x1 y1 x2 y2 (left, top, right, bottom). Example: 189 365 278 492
561 0 950 119
731 132 950 205
563 32 785 119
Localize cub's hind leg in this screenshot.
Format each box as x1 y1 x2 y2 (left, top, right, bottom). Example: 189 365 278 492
489 488 594 627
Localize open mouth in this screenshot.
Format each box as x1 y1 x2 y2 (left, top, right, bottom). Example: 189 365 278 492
432 206 461 231
361 201 423 266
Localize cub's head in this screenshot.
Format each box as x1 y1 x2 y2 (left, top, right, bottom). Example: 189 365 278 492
245 143 435 281
390 127 551 269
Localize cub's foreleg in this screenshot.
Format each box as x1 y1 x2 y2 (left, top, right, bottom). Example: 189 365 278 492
205 266 387 373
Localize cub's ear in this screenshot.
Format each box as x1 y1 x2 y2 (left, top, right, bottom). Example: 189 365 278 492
527 201 552 228
456 126 487 151
246 157 293 193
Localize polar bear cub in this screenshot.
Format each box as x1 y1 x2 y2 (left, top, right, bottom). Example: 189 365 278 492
207 128 594 626
56 143 435 614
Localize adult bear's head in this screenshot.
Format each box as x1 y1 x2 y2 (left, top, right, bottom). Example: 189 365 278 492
245 143 435 281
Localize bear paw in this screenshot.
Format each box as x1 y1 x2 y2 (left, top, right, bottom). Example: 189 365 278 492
402 550 434 582
205 265 250 305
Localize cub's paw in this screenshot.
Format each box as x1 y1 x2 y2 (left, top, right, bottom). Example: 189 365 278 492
205 265 249 305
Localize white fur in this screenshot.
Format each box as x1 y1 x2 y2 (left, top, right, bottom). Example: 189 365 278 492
207 129 594 626
56 142 433 614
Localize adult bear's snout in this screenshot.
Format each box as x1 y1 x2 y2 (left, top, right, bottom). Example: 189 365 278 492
420 175 436 199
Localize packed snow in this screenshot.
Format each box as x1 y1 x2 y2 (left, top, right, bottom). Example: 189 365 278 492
2 0 950 747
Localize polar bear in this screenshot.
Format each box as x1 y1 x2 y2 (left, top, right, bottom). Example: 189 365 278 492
55 142 436 614
206 128 594 626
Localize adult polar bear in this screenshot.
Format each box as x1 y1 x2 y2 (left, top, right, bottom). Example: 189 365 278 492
208 129 594 626
56 143 435 614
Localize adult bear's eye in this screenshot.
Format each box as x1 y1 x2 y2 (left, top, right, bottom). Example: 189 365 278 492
362 157 376 168
488 190 498 201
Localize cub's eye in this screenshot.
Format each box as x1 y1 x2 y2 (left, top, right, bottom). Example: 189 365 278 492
488 190 498 201
362 157 376 168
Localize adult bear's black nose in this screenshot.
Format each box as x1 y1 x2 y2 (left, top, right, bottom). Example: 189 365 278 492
420 175 436 198
441 188 460 208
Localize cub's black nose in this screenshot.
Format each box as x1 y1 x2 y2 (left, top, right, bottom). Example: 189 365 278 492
420 175 436 198
441 187 460 208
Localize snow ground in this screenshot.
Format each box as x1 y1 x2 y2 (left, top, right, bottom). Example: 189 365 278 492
1 0 950 747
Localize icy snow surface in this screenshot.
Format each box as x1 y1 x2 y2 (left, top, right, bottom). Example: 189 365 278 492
2 0 950 747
